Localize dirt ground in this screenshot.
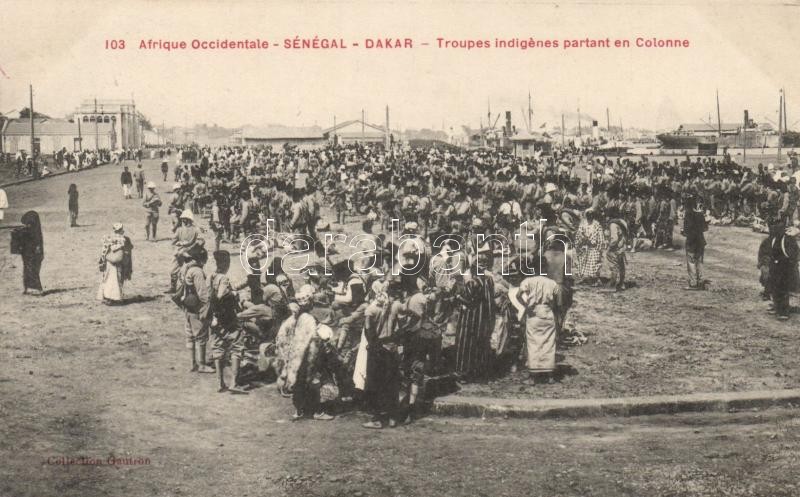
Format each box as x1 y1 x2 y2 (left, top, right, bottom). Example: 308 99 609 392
1 158 799 496
460 224 800 399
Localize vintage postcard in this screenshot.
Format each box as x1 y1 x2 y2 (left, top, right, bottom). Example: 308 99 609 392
1 1 799 496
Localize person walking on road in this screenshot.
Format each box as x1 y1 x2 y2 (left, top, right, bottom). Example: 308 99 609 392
97 223 134 305
121 166 133 199
68 184 79 227
134 163 146 198
143 181 162 241
11 211 45 295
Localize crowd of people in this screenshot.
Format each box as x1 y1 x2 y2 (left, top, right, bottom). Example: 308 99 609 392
129 141 799 428
8 140 800 428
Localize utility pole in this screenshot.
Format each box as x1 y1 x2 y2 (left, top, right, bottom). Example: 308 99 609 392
361 109 365 138
385 105 390 149
606 107 611 137
77 114 82 151
29 84 35 176
778 90 783 163
131 93 137 149
94 98 99 151
743 109 748 163
577 100 582 137
0 81 3 156
561 113 565 147
716 89 722 135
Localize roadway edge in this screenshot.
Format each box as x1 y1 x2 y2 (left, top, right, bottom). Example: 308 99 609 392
430 389 800 419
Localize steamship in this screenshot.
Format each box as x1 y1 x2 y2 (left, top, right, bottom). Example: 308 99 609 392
657 121 778 150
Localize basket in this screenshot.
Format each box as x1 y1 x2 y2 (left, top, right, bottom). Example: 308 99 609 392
105 248 124 264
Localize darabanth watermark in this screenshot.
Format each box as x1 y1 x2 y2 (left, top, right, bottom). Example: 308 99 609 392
238 219 572 277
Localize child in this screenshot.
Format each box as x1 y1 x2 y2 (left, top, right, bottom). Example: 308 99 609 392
68 184 79 227
208 251 248 393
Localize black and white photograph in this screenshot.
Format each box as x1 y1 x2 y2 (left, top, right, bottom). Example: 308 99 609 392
1 1 800 495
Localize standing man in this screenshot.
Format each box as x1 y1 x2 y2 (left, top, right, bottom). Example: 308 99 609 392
15 151 24 178
168 183 187 233
606 213 627 291
682 195 708 290
208 250 248 393
176 243 214 373
120 166 133 199
515 274 560 385
766 218 799 320
0 187 8 223
169 210 201 293
142 182 162 241
161 159 169 182
665 191 678 250
362 278 404 429
289 189 309 249
303 186 320 245
778 180 798 226
134 163 146 198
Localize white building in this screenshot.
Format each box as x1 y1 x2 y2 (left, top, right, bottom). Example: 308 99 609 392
1 118 115 154
73 99 144 149
324 119 399 146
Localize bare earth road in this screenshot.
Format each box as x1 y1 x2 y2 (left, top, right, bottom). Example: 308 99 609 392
1 159 799 497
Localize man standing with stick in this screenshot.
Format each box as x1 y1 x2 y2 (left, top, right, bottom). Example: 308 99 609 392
143 182 162 241
134 163 146 198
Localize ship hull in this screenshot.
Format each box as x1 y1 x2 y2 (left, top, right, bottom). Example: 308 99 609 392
656 133 717 149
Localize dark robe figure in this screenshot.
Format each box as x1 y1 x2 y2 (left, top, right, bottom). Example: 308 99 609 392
15 211 44 294
454 260 496 380
767 223 799 319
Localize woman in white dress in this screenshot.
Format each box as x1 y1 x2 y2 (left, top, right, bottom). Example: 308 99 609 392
97 223 133 304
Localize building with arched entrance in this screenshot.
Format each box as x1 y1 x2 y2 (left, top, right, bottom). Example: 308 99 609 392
73 99 144 149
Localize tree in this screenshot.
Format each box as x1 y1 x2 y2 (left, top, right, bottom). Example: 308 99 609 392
19 107 51 119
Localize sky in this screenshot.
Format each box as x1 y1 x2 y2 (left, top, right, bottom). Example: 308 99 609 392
1 0 798 132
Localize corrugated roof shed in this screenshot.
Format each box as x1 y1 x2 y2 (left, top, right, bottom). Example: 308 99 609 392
2 118 113 135
241 125 324 140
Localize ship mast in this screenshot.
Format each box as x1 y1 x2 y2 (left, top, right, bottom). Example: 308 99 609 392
716 89 721 136
528 89 533 131
783 89 788 132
